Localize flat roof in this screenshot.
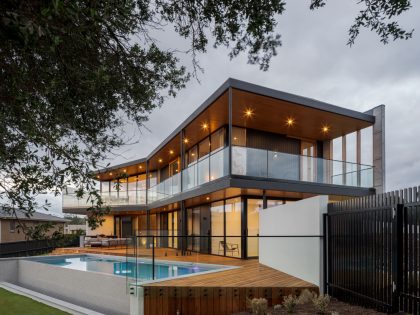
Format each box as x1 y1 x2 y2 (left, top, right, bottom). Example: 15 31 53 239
96 78 375 174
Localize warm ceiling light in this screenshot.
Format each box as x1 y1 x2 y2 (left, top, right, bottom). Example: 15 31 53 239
109 172 113 176
233 137 238 141
206 196 210 201
97 175 100 179
322 125 330 133
139 165 142 169
183 138 189 144
191 153 195 156
123 169 126 172
202 122 208 130
286 117 295 127
244 108 254 118
169 150 174 155
158 158 163 163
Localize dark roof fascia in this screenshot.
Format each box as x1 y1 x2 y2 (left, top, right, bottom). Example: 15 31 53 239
228 78 375 123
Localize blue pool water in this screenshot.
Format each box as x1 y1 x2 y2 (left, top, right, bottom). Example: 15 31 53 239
28 255 226 281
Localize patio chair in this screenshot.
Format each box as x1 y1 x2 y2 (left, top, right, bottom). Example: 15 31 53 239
218 241 239 256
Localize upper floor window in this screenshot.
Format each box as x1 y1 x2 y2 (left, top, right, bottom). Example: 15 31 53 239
211 128 226 152
9 221 15 232
232 127 246 146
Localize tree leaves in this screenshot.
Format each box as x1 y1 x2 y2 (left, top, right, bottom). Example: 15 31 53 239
0 0 414 230
310 0 413 45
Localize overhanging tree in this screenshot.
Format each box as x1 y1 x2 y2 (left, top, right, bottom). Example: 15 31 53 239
0 0 413 229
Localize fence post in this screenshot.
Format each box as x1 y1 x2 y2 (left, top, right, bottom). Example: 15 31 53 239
152 235 155 281
392 204 404 313
322 213 330 295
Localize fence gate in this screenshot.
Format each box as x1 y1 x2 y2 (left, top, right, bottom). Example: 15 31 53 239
324 187 420 314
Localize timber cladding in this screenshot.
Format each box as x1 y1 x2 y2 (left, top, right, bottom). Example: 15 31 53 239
143 286 318 315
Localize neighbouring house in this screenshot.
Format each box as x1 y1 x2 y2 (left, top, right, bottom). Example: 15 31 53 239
62 78 385 259
64 224 86 235
0 209 69 243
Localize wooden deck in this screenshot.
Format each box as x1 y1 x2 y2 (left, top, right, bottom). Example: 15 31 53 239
53 247 318 314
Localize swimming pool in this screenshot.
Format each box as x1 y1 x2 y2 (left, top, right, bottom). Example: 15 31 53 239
28 254 233 281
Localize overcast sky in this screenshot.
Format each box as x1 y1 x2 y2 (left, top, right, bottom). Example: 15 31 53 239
48 1 420 215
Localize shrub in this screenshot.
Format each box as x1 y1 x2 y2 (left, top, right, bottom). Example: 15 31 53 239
297 289 317 304
282 295 298 314
272 304 282 315
249 298 268 315
273 304 282 311
312 294 331 314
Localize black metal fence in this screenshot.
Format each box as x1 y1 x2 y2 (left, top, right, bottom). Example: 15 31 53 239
325 186 420 314
0 237 79 258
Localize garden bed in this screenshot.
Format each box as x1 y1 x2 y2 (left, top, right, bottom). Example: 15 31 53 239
233 297 387 315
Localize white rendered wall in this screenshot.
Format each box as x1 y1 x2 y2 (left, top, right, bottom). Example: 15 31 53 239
259 195 328 290
18 259 129 315
86 215 114 236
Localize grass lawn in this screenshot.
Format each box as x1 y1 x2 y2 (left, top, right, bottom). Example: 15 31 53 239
0 288 70 315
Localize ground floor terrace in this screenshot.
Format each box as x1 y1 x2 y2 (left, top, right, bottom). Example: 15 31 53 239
86 189 350 259
53 246 318 315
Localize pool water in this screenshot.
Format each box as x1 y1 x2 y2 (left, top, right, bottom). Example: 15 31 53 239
28 255 226 281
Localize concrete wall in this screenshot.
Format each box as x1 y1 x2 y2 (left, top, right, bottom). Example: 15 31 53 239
18 259 129 315
86 215 114 236
365 105 386 193
259 196 328 290
0 258 18 283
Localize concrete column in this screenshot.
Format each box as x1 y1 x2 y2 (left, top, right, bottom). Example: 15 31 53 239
364 105 386 194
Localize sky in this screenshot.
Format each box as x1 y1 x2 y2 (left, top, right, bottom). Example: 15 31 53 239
46 1 420 215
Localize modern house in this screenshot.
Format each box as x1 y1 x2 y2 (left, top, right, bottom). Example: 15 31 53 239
0 209 69 243
62 78 385 259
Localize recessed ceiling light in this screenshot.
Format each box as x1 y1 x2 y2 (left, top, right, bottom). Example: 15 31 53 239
286 117 295 127
123 169 126 172
202 122 208 130
158 158 163 163
169 150 174 155
139 165 142 169
109 172 113 176
184 138 189 144
322 125 330 133
206 196 210 200
244 108 254 118
97 175 100 179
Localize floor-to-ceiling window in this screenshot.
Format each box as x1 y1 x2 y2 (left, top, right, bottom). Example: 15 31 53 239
247 199 262 257
225 198 242 257
210 201 224 255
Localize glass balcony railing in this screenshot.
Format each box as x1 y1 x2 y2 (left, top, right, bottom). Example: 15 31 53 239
62 189 147 208
182 146 229 191
148 172 181 203
231 146 373 188
62 145 372 209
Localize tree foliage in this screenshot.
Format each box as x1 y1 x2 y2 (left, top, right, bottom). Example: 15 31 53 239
0 0 413 229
